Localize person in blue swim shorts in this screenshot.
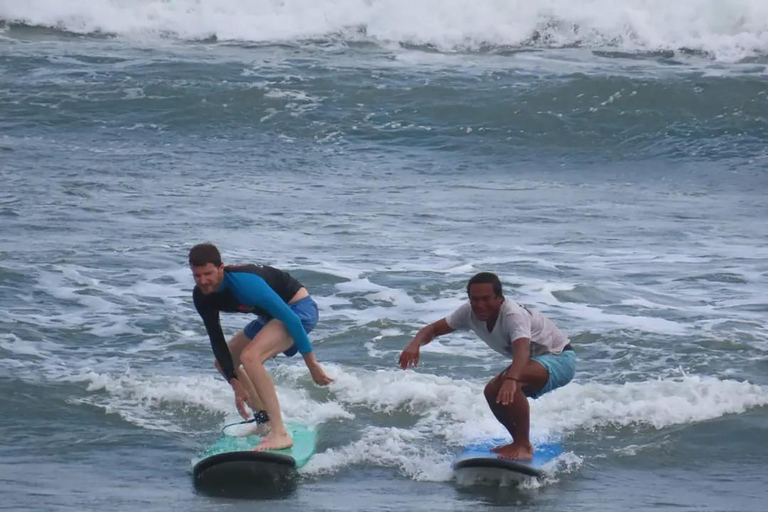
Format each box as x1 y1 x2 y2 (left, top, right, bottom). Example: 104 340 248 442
189 243 333 451
399 272 575 461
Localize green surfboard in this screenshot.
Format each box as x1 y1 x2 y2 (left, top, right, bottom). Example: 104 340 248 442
193 422 316 490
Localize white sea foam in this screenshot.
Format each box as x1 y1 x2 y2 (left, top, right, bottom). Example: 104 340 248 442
60 365 352 433
2 0 767 61
0 332 47 358
65 370 232 432
6 240 766 483
328 277 464 325
22 334 765 481
535 375 768 432
303 426 455 481
274 364 768 480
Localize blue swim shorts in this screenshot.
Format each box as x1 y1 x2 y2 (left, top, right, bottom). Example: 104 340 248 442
527 349 576 399
243 296 318 357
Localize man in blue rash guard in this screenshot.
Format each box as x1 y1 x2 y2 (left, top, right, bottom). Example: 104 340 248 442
189 243 333 451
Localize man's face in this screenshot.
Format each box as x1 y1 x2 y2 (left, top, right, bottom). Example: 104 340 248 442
191 263 224 295
469 283 503 321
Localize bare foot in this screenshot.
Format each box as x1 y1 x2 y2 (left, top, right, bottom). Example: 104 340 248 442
496 443 534 461
254 431 293 452
491 443 513 453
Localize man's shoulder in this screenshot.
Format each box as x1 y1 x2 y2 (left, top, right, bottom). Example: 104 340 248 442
500 298 525 314
225 264 278 282
225 263 261 274
446 301 471 329
498 300 530 331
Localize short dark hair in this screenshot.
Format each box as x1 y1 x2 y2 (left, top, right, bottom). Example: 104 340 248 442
467 272 503 297
188 243 222 267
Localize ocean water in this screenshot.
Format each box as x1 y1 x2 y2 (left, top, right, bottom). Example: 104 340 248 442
1 1 767 510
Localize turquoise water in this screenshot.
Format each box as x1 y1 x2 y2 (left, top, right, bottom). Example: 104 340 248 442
1 2 767 510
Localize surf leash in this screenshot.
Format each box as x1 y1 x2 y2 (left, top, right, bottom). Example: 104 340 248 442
221 410 270 434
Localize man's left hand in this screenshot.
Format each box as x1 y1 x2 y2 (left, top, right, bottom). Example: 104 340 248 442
309 364 334 386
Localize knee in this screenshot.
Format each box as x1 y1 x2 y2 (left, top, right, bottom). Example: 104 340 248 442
240 345 267 367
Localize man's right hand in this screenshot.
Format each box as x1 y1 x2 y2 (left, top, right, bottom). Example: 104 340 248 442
397 320 453 369
230 378 250 420
398 341 420 369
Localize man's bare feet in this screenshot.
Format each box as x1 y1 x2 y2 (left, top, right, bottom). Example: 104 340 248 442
491 443 513 453
495 442 534 461
254 431 293 451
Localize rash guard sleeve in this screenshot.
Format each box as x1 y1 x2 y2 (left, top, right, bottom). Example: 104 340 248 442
193 289 237 382
227 272 313 355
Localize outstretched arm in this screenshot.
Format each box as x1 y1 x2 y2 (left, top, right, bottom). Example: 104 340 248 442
301 351 334 385
229 275 314 354
398 318 455 369
254 290 333 385
228 274 334 386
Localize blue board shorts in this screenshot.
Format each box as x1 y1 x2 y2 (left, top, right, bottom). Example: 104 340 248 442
527 349 576 399
243 296 318 357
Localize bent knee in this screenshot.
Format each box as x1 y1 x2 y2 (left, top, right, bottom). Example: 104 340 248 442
240 346 269 367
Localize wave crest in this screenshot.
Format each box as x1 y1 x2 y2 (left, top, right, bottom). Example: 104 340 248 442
2 0 768 61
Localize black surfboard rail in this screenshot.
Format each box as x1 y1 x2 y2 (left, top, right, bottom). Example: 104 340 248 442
193 450 296 479
453 456 543 478
193 451 299 497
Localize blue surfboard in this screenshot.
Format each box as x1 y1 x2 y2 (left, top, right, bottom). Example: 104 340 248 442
453 441 562 480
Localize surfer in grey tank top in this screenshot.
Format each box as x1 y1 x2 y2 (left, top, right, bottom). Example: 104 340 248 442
398 272 576 460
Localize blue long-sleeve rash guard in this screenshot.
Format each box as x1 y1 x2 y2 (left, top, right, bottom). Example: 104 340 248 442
193 264 312 382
